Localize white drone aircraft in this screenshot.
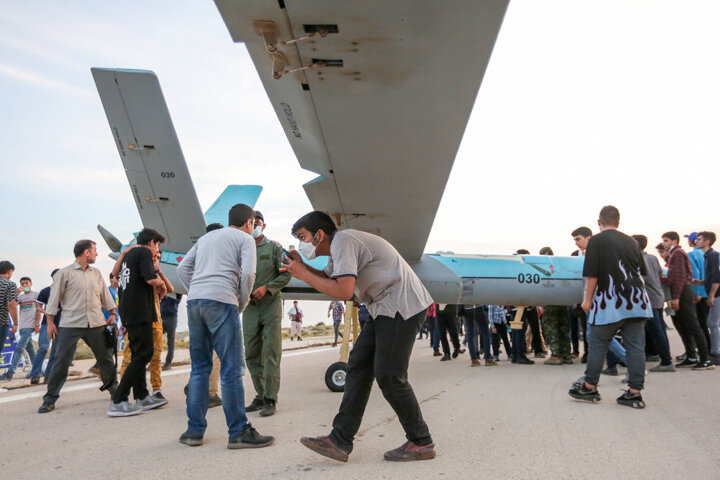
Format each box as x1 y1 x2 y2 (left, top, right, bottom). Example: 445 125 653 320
92 0 585 310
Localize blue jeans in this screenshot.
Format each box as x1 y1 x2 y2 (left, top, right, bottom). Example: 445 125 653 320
30 323 50 378
8 328 36 375
431 317 440 352
647 308 672 365
465 316 492 361
187 299 248 439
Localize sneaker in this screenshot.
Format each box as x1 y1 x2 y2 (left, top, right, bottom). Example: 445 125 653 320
208 393 223 408
493 355 500 361
136 394 167 410
162 363 172 371
440 354 451 361
649 363 675 372
107 400 143 417
601 367 619 376
646 355 660 362
568 383 601 403
179 430 204 447
676 353 686 361
562 357 574 365
691 360 715 370
470 360 481 367
485 359 498 366
228 424 275 449
153 391 168 403
297 337 303 341
544 356 564 365
30 376 40 385
452 348 465 358
676 359 696 368
616 389 645 409
300 435 349 462
384 441 436 462
581 353 588 364
260 399 277 417
37 401 55 414
0 372 13 381
246 397 264 412
432 351 442 357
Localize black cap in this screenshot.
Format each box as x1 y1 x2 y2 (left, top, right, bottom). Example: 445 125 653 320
255 210 264 222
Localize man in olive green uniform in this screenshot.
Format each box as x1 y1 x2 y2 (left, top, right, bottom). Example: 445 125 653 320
243 211 291 417
538 247 573 365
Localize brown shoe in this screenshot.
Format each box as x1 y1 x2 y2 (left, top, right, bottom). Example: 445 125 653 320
471 360 481 367
433 351 442 357
88 367 100 376
300 435 349 463
384 441 436 461
485 359 498 366
544 356 564 365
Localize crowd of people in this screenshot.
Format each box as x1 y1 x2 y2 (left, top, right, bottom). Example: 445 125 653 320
1 203 718 462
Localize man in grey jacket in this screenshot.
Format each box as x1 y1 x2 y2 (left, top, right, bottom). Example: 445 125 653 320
177 203 274 449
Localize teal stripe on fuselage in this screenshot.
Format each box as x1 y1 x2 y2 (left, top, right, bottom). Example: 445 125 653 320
429 254 584 280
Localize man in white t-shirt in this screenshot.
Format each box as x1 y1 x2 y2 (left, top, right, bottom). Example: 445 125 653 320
0 277 40 381
287 300 303 341
283 211 435 463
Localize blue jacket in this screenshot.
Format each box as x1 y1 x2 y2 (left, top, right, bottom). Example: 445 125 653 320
689 248 707 298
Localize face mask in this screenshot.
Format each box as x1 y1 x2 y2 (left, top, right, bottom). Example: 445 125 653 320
251 226 263 239
298 233 319 259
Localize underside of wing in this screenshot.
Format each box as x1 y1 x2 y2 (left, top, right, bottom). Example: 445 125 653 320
92 68 207 253
215 0 509 261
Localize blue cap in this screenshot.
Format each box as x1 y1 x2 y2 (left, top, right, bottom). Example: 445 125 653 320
684 232 698 242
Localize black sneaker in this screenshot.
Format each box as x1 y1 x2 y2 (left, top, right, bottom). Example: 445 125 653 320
568 383 601 403
297 337 303 341
516 356 535 365
179 430 204 447
0 372 13 381
581 353 588 364
616 390 645 409
153 391 167 402
602 367 619 376
676 359 696 368
30 376 40 385
260 399 276 417
228 424 274 449
246 398 264 412
38 401 55 414
440 354 451 361
691 360 715 370
162 363 172 371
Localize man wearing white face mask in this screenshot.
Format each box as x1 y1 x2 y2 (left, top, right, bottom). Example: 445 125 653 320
242 210 292 417
285 211 435 463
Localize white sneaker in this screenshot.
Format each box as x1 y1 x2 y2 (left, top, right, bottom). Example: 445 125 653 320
136 394 168 410
107 400 143 417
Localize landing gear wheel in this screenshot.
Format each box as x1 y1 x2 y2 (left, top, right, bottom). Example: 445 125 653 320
325 362 348 392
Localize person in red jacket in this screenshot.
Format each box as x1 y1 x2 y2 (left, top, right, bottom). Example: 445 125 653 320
662 231 713 370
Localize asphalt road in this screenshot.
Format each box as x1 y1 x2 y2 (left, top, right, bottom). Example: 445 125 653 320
2 335 719 480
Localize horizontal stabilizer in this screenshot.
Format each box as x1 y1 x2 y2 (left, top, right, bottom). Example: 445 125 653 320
204 185 263 227
97 224 123 253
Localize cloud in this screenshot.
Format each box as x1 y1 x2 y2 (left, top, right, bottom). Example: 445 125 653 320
0 63 94 99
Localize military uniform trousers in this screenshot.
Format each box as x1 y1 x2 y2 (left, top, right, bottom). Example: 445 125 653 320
243 297 283 402
543 305 572 361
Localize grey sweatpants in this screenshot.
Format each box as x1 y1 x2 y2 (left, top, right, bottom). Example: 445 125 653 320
584 317 647 391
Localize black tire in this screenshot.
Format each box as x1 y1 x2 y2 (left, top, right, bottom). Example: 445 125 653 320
325 362 348 392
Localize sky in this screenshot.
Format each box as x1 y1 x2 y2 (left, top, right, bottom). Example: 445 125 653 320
1 1 719 327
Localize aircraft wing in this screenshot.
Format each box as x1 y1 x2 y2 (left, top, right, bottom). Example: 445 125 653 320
92 68 206 254
215 0 509 261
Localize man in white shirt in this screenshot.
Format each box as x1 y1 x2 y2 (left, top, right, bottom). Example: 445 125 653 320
288 300 303 341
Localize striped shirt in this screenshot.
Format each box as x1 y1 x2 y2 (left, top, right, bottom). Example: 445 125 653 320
0 276 17 327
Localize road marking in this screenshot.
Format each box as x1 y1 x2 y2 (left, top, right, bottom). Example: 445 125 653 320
0 346 336 404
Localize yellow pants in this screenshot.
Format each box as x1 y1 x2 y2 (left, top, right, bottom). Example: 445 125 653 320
121 321 163 392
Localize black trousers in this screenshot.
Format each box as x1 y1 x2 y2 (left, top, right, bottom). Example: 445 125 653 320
330 310 432 453
675 286 709 362
525 308 544 354
436 311 460 354
43 326 116 404
162 314 178 365
696 301 711 350
112 323 154 402
492 323 512 357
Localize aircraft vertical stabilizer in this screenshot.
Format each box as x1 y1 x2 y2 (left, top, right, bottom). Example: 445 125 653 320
204 185 263 227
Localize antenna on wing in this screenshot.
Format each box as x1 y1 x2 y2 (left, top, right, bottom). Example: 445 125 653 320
97 224 123 253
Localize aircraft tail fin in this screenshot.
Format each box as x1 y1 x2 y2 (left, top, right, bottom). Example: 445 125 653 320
204 185 263 227
97 224 123 253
